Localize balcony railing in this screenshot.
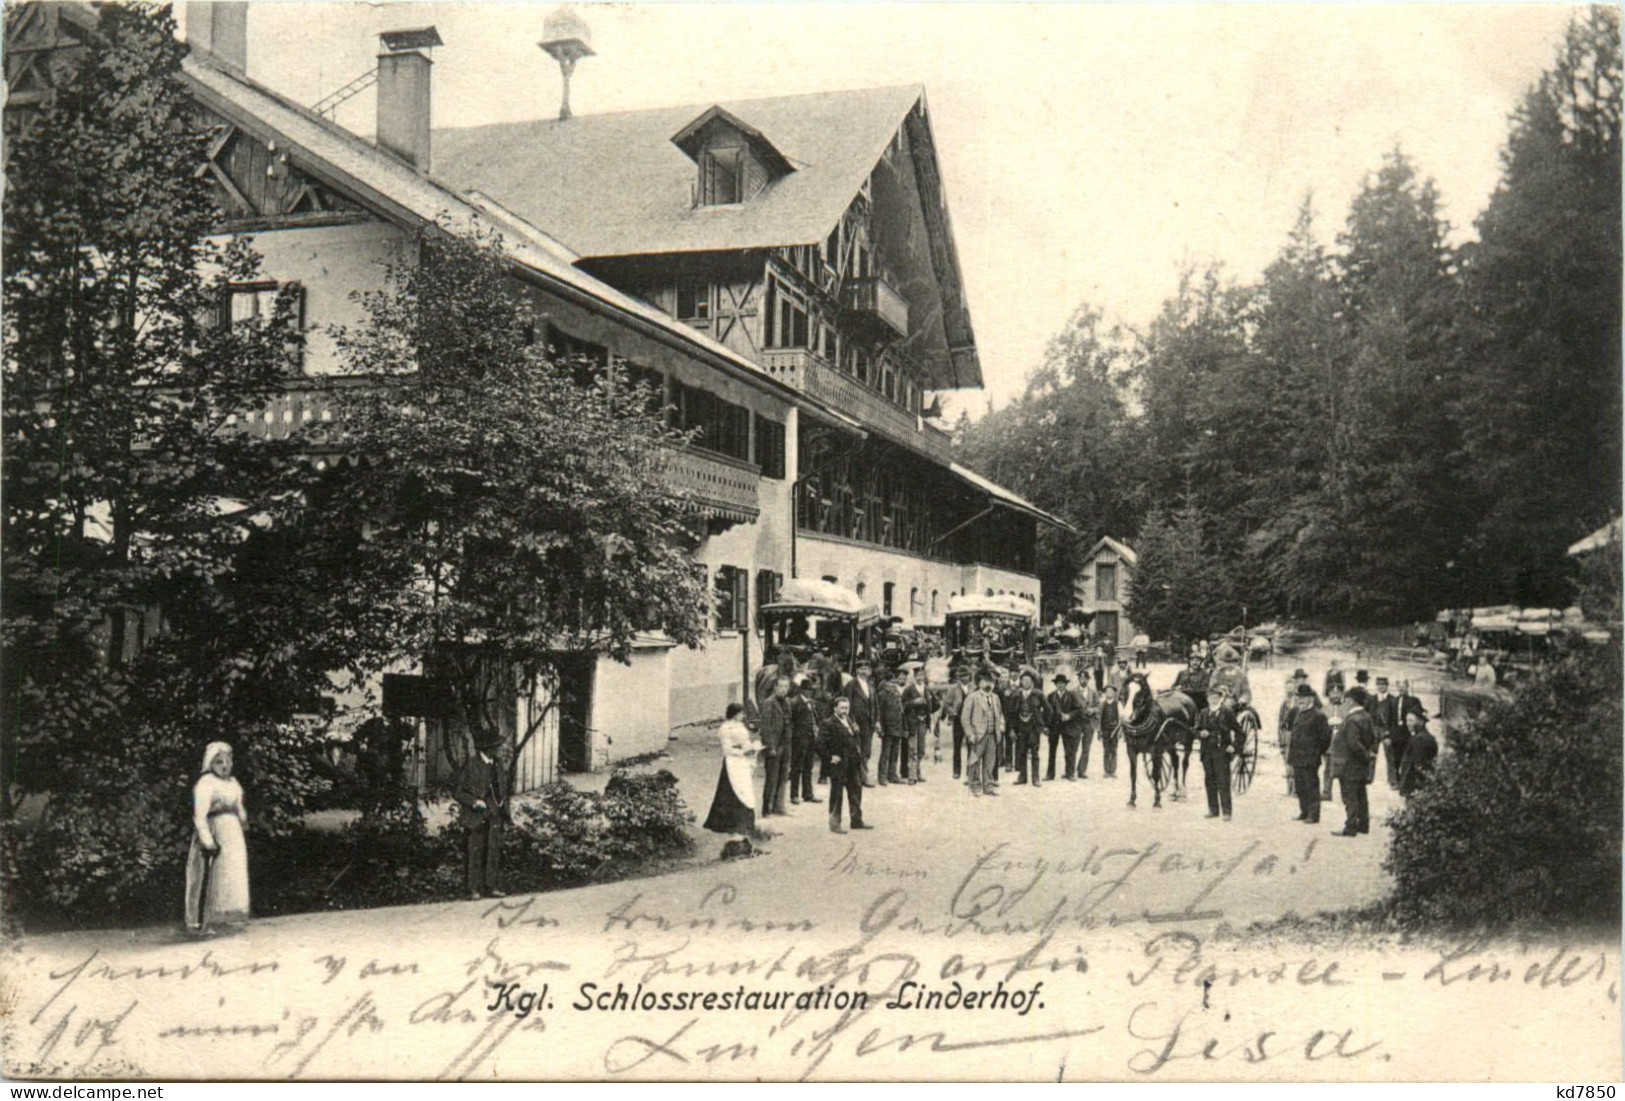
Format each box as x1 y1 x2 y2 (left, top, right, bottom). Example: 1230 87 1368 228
227 380 760 521
843 275 909 337
760 349 951 464
660 445 760 523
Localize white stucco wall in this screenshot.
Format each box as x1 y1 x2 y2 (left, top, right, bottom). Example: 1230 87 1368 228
225 220 411 377
592 643 676 767
795 533 1041 628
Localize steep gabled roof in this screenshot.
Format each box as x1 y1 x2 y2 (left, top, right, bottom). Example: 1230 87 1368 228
176 57 1048 530
950 463 1076 534
1086 536 1138 566
180 55 864 431
433 84 923 259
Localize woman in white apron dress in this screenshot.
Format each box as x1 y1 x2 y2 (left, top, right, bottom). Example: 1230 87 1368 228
185 741 250 936
703 704 761 835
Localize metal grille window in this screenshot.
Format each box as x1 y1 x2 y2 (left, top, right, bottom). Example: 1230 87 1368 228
714 565 749 631
755 416 786 479
674 381 751 463
676 278 711 321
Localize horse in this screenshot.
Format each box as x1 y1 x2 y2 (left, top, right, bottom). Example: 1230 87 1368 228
1120 673 1198 808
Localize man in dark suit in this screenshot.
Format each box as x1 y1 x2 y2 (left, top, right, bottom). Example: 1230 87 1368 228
999 669 1022 773
787 675 822 806
1012 670 1049 787
842 659 877 787
1098 684 1122 778
876 668 907 785
1046 673 1083 781
1329 687 1377 836
900 665 933 784
1370 676 1403 789
1287 684 1332 824
1396 679 1426 723
818 696 872 834
454 736 512 900
757 674 792 816
1196 684 1239 820
1398 710 1438 797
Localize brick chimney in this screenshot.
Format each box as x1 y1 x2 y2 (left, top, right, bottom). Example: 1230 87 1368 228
375 28 441 174
185 2 248 73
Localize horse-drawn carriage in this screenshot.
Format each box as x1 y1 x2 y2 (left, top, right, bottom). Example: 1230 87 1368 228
1116 672 1261 808
942 593 1038 673
757 578 882 687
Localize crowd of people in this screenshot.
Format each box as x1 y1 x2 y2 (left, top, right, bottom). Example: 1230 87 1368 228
705 646 1444 843
1276 666 1438 836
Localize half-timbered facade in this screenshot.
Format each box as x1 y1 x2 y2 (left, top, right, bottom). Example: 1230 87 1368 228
5 3 1068 783
434 81 1062 678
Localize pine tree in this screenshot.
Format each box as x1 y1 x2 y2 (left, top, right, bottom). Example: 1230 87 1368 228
1459 8 1622 603
2 2 323 905
1244 197 1348 616
1331 149 1472 616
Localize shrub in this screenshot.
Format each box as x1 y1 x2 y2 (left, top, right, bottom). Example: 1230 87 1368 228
13 762 696 928
1385 648 1623 928
10 715 335 927
17 782 190 922
602 769 693 863
505 770 693 888
506 781 612 886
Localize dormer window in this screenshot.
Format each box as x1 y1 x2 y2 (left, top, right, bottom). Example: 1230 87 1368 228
700 149 743 206
673 105 795 209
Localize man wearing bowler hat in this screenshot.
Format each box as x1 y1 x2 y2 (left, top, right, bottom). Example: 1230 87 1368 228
1370 675 1402 789
1329 686 1376 836
1045 673 1083 781
1286 683 1332 824
454 734 512 900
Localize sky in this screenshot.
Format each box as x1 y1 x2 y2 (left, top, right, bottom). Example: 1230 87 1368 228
239 2 1580 413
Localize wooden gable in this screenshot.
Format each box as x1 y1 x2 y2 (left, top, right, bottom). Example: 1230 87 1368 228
196 112 367 226
2 2 94 169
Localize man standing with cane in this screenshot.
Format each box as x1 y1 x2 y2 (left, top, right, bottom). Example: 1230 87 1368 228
758 675 792 816
454 734 512 900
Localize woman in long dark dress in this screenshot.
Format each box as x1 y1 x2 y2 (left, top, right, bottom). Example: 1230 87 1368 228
704 703 761 835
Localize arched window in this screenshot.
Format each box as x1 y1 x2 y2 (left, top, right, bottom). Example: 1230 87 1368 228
882 582 894 617
986 588 994 597
909 587 921 622
856 581 867 600
931 590 939 616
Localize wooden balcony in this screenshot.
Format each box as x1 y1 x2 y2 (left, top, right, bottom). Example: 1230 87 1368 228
843 275 909 338
227 380 760 523
760 349 952 464
660 445 760 524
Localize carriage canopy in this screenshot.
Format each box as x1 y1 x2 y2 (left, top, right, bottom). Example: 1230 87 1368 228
943 593 1038 621
760 578 880 625
942 593 1038 667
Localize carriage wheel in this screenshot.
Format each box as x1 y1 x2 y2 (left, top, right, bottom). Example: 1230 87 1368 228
1232 730 1258 795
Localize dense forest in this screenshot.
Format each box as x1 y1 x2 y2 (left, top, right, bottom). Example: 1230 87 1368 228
956 9 1621 639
